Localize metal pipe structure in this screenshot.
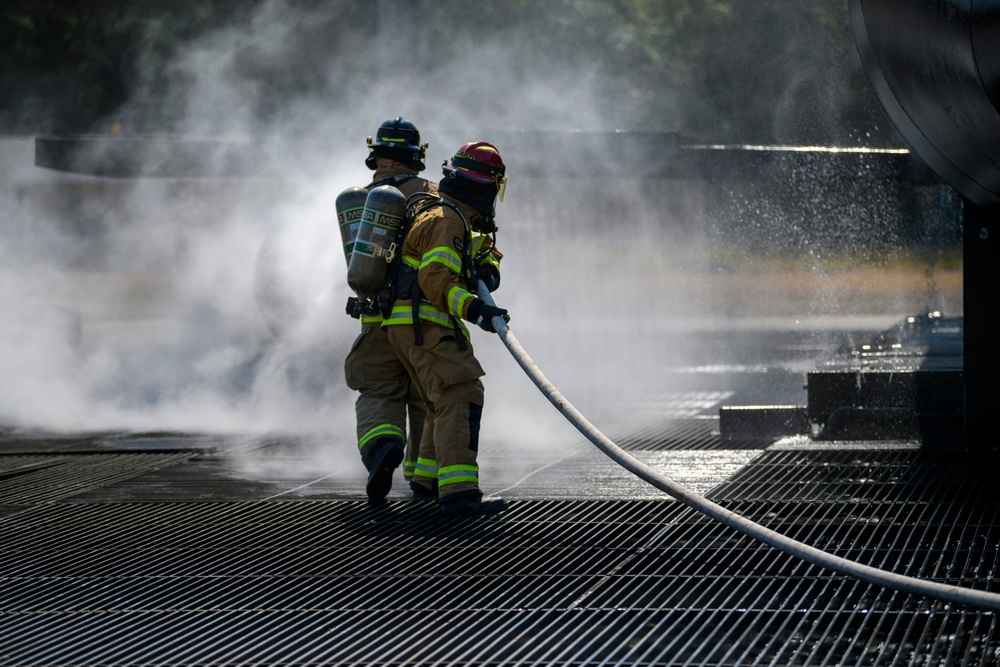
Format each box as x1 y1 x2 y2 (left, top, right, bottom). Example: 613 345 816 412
477 283 1000 612
851 0 1000 451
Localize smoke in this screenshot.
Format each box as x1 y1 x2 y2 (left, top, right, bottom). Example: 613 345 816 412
0 1 962 477
0 153 349 436
0 2 636 458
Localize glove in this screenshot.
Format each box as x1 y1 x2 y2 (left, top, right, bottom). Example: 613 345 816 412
467 299 510 333
476 264 501 292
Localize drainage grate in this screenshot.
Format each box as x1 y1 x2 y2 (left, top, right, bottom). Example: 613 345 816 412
2 605 994 666
0 453 191 505
587 391 777 451
0 420 997 665
704 448 1000 590
610 416 774 451
709 448 1000 504
1 493 997 666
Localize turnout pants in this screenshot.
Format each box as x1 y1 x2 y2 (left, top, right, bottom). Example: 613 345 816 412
344 321 426 478
386 322 486 499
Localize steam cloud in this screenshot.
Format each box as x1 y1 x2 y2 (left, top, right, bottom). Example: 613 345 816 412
0 3 637 454
0 2 959 467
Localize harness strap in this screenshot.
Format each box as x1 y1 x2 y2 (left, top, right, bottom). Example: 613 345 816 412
396 195 473 350
411 295 424 346
394 265 424 346
369 173 415 190
452 319 468 351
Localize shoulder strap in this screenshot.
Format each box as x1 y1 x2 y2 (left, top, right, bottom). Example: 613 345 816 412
397 194 474 350
368 173 416 190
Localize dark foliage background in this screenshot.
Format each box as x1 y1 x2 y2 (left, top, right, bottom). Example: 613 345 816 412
1 0 898 146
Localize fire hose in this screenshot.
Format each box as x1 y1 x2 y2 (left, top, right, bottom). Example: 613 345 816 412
477 284 1000 612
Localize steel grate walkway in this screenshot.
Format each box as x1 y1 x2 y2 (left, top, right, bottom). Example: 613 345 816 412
1 440 998 666
0 452 191 512
612 415 773 451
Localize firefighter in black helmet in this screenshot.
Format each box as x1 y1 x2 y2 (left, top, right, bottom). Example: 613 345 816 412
344 117 436 503
365 117 426 171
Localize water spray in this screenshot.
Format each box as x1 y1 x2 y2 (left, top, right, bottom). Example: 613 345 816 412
476 283 1000 612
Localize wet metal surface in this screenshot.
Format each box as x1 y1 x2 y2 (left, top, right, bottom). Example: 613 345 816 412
1 324 998 665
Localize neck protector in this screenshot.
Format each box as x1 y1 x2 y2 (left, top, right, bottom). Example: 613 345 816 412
439 173 498 232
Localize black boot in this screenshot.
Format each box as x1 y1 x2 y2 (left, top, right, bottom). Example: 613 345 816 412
409 480 438 502
439 490 508 515
365 439 404 502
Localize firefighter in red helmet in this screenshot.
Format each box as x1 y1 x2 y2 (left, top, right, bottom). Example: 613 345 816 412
343 117 437 502
384 141 509 515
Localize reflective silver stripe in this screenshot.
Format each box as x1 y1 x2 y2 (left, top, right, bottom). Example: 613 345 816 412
447 286 475 318
438 465 479 486
414 458 438 479
383 304 470 339
421 246 462 273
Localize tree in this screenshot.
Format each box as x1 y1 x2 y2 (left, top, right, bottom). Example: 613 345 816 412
1 0 896 146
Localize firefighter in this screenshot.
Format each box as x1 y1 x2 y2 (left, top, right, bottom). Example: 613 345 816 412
344 117 437 502
384 141 509 515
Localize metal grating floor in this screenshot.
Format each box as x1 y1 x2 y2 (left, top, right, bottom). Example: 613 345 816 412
1 434 998 666
1 323 998 666
611 415 772 451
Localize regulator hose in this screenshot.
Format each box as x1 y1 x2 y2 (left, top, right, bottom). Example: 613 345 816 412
476 284 1000 612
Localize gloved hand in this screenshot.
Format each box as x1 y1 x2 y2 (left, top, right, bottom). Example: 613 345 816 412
467 299 510 333
476 264 501 292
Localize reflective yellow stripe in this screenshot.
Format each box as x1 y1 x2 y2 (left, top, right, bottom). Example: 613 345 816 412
358 424 404 452
447 285 475 318
383 304 452 327
382 304 470 339
414 457 438 479
421 246 462 273
438 464 479 486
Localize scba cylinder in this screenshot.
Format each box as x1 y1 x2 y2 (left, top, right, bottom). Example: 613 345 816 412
348 184 406 301
335 187 368 268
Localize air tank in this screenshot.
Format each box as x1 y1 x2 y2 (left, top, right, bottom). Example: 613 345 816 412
335 187 368 269
347 184 406 302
